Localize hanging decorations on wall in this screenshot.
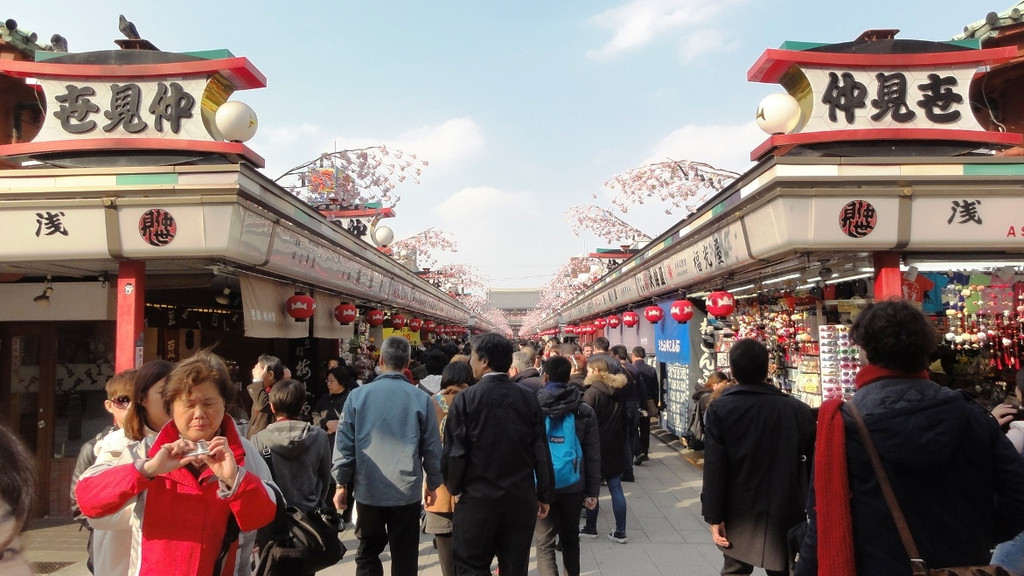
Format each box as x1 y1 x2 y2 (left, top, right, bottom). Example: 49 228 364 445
285 292 316 322
644 306 664 323
334 303 357 325
670 299 694 323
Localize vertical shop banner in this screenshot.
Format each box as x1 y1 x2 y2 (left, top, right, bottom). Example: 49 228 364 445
663 362 689 437
653 303 691 366
288 338 316 390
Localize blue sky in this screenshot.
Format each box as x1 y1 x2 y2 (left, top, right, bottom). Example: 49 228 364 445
4 0 999 289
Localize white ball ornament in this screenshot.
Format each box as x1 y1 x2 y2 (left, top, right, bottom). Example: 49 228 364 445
215 101 259 143
756 93 802 135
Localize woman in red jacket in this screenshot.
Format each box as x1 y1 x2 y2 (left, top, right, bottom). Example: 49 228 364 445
76 352 277 576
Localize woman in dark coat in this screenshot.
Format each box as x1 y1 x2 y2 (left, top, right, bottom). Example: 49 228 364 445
580 357 629 542
701 339 815 576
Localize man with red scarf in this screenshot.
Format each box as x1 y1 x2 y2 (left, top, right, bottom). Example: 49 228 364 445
702 338 816 576
796 299 1024 575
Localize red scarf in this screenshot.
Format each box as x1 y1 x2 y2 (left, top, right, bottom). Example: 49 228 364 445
814 365 929 576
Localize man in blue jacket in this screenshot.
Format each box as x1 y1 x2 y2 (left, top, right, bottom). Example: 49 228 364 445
333 336 443 576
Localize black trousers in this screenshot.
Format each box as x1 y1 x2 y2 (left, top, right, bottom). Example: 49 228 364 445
638 414 652 456
354 501 422 576
534 490 585 576
453 494 538 576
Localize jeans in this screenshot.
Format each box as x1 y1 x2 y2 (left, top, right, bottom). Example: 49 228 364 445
453 494 538 576
534 491 585 576
583 474 626 535
993 529 1024 576
353 501 422 576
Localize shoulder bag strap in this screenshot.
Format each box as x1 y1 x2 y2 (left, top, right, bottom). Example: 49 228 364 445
258 443 277 479
846 401 926 567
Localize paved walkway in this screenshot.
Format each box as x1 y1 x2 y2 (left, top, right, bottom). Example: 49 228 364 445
22 429 725 576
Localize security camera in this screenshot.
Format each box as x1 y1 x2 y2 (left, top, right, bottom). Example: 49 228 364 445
818 267 834 281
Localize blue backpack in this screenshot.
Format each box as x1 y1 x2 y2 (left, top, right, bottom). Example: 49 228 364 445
546 412 583 489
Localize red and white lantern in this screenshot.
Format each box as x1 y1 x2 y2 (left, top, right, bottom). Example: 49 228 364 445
391 314 406 330
366 309 385 327
565 324 577 335
644 306 664 323
607 315 621 329
706 290 736 318
334 303 357 325
622 311 639 327
424 320 436 333
593 317 607 329
285 292 315 322
670 299 694 323
408 318 423 332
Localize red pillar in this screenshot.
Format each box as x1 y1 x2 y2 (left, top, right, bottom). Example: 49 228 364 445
872 252 902 301
115 260 146 372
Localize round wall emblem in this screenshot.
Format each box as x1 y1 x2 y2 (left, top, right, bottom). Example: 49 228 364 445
139 208 177 247
839 200 877 239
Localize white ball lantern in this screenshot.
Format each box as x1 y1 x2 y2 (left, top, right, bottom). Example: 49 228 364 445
215 101 258 143
756 93 801 135
371 225 394 247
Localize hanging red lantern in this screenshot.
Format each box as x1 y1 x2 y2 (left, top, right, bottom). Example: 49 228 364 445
707 290 736 318
366 309 385 327
408 318 423 332
607 315 621 329
424 320 436 333
285 292 315 322
391 314 406 330
670 299 694 323
622 311 639 327
565 324 577 334
593 317 607 329
334 303 357 325
644 306 664 323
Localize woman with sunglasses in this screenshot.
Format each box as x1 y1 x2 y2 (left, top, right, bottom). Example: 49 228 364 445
76 352 277 576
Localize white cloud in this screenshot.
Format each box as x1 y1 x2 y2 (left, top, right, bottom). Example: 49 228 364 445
648 121 764 173
587 0 739 61
328 117 485 176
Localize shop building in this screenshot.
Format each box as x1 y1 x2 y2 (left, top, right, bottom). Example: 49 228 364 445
540 31 1024 438
0 29 480 517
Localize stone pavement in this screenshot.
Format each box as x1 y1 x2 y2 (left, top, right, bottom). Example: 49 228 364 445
22 428 725 575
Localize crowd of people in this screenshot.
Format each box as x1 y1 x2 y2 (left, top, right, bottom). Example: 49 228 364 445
6 298 1023 576
47 332 658 576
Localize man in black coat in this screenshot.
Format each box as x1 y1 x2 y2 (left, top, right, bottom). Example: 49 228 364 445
443 332 553 576
701 338 815 576
630 346 659 464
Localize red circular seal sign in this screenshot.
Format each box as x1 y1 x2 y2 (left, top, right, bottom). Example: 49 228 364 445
139 209 177 247
839 200 877 239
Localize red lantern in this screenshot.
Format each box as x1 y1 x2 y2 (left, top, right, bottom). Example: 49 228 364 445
670 299 694 323
607 315 621 329
565 324 577 335
644 306 664 323
285 292 315 322
622 311 639 327
707 290 736 318
366 309 385 327
594 317 607 329
334 303 357 325
424 320 436 333
391 314 406 330
408 318 423 332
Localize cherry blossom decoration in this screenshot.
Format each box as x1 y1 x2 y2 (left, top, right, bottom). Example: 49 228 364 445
275 145 428 208
565 204 652 246
389 228 458 270
604 159 740 216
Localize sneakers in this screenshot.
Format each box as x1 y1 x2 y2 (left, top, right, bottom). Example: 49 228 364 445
634 454 649 465
579 526 598 538
608 531 628 544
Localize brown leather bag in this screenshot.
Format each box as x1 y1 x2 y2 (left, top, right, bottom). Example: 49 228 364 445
847 402 1010 576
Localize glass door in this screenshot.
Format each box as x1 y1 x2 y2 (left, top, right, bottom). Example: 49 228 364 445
0 323 57 518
